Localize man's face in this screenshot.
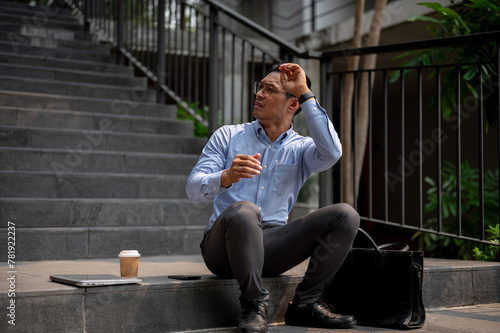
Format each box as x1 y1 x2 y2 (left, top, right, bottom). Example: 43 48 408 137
253 72 292 123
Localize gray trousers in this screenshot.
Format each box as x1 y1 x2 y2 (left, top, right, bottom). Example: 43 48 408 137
200 201 360 305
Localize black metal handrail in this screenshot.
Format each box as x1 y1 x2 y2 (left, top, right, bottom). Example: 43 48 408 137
324 30 500 57
62 0 499 249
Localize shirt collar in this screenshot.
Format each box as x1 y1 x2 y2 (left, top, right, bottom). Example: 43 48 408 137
254 120 294 144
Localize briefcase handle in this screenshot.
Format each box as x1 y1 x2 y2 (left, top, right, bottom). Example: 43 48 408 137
356 228 410 252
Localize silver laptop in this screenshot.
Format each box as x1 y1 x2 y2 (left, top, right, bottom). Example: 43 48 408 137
50 274 142 287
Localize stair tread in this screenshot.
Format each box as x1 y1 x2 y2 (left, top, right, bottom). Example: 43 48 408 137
0 74 149 92
0 146 199 157
0 90 170 110
0 124 197 139
0 62 141 80
0 50 132 73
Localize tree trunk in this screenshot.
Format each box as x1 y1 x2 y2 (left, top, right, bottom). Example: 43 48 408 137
341 0 365 206
354 0 388 198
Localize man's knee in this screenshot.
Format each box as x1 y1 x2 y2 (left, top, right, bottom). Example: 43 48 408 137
331 203 360 234
223 201 262 230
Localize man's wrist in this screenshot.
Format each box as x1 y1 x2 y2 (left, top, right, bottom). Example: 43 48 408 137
298 91 315 104
221 170 231 188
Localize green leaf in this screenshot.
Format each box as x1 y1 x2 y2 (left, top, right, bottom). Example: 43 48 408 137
408 15 441 24
418 3 459 18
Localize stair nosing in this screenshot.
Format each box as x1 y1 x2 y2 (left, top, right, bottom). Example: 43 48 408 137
0 74 149 92
0 125 198 139
0 62 140 80
0 90 170 107
0 146 200 158
0 40 112 58
0 50 128 71
0 105 183 123
0 169 189 179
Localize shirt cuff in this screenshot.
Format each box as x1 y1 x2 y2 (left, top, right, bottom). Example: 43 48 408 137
201 170 231 197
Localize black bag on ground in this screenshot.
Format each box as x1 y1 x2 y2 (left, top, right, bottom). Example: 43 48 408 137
326 228 425 329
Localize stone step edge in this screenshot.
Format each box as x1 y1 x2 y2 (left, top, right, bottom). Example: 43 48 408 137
0 39 111 58
0 90 172 111
0 21 92 42
0 125 197 141
0 74 154 96
0 105 182 124
0 29 110 53
0 197 200 204
0 225 206 233
0 10 81 26
0 50 132 73
0 61 143 81
0 169 189 180
0 147 199 159
0 0 75 17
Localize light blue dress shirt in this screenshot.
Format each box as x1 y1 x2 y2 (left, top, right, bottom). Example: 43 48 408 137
185 99 342 232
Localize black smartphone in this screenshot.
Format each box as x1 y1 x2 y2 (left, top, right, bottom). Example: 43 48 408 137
168 275 201 280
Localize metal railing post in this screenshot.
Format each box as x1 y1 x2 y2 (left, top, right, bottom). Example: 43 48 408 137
157 0 166 103
83 0 91 32
116 0 124 65
319 58 334 207
208 5 220 136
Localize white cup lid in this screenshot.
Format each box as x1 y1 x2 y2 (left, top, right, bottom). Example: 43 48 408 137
118 250 140 257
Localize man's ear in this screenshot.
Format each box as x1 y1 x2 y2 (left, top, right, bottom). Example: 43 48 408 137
288 98 300 114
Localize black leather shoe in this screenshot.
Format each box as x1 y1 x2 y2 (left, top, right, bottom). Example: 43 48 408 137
285 302 356 329
237 301 268 333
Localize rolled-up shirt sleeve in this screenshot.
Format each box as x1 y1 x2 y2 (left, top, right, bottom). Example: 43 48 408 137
185 127 232 200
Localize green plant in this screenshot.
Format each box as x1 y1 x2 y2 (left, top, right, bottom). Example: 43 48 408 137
413 161 499 260
391 0 499 127
177 101 209 137
472 224 500 261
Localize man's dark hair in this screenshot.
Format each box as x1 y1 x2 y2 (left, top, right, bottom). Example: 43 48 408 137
268 63 312 116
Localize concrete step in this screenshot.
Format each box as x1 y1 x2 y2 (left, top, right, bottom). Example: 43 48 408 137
0 0 76 21
0 51 132 75
0 226 206 260
0 198 212 228
0 11 82 31
0 170 189 199
0 75 156 101
0 90 173 118
0 39 113 62
0 61 142 87
0 126 205 153
0 256 498 332
0 198 211 259
0 21 92 42
0 147 199 175
0 107 192 135
0 29 110 52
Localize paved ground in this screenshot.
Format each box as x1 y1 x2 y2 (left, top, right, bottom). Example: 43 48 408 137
179 303 500 333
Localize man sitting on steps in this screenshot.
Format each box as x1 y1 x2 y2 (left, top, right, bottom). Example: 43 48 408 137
186 62 359 332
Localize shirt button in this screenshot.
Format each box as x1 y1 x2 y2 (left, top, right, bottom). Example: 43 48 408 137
314 107 317 110
268 145 271 149
264 165 267 168
213 187 216 191
261 186 265 190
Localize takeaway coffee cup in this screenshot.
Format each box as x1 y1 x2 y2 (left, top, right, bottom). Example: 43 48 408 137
118 250 140 277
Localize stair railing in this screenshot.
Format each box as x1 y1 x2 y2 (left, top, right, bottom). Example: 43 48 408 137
62 0 499 250
66 0 320 137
